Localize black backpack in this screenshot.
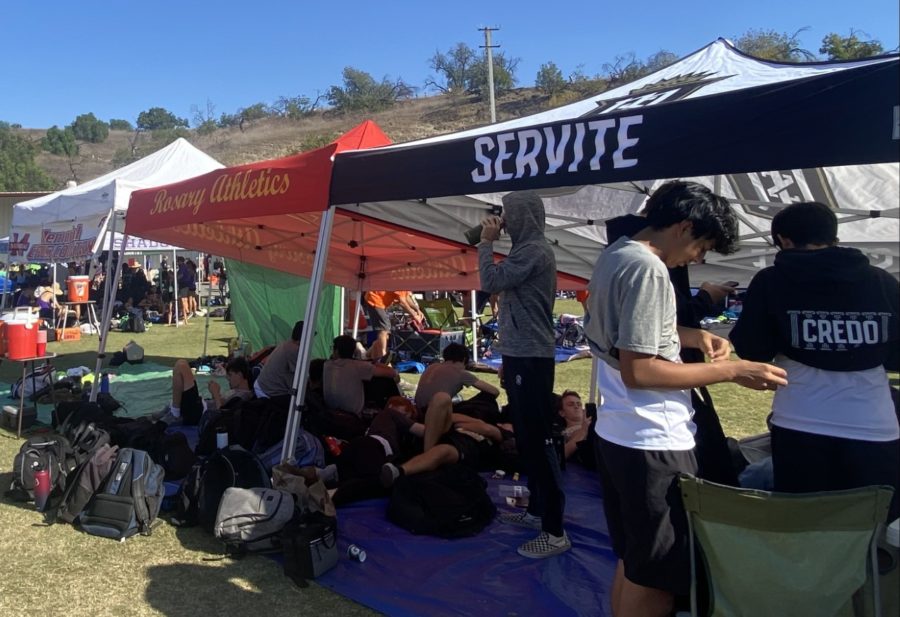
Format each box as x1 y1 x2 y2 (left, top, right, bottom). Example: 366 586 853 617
174 445 271 532
78 448 165 540
9 433 75 501
387 464 496 538
55 443 120 524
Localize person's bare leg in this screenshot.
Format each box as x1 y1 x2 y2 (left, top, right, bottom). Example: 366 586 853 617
423 392 453 451
616 574 673 617
171 359 196 407
611 560 625 617
400 444 459 476
180 296 190 323
368 330 389 360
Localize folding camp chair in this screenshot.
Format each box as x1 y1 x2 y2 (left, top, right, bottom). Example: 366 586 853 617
418 297 475 348
679 474 893 617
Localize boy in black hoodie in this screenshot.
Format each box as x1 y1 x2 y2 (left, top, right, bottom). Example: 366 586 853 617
730 201 899 520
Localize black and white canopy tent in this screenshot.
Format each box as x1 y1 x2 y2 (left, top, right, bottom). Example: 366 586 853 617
280 39 900 462
331 39 899 284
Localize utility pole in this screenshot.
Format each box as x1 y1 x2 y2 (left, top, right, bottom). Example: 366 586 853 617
479 26 500 123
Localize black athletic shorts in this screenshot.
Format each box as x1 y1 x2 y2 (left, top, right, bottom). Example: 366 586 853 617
180 383 204 426
362 301 391 333
596 437 697 595
440 430 493 470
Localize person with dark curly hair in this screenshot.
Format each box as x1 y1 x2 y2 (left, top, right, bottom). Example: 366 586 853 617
584 180 788 617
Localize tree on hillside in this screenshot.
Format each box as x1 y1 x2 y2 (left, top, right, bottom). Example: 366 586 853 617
272 94 323 120
70 113 109 143
109 118 133 131
820 30 885 59
734 28 816 62
467 52 518 97
568 65 608 96
536 62 567 96
327 67 414 113
428 43 478 94
644 50 679 73
0 126 56 190
41 126 79 157
137 107 189 131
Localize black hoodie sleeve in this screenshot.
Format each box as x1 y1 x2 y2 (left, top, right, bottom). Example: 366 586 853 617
729 270 779 362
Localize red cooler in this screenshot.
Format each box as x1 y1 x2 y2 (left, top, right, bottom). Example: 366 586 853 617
6 318 37 360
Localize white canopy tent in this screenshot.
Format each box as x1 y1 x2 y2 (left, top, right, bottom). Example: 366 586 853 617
11 139 223 398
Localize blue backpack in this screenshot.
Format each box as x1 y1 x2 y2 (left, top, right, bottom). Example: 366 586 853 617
257 429 325 472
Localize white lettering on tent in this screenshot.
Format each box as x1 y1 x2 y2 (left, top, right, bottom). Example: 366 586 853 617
470 114 642 183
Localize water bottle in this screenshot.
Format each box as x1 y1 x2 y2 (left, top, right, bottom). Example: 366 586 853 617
498 484 530 499
324 436 343 457
216 427 229 449
100 372 110 394
33 465 51 512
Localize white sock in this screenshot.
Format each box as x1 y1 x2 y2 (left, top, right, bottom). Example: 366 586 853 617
547 532 568 545
169 406 181 418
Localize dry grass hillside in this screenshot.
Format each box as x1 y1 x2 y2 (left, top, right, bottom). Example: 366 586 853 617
29 88 553 187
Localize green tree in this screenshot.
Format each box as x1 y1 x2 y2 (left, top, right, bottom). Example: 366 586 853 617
644 50 679 73
109 118 133 131
536 61 567 95
820 31 885 59
41 126 79 156
136 107 189 131
734 28 815 61
0 126 55 190
467 52 518 97
273 94 322 120
428 43 478 94
327 67 413 113
70 112 109 143
568 65 608 96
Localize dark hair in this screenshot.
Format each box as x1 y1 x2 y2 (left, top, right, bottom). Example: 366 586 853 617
333 334 358 359
225 357 251 383
291 320 304 342
642 180 738 254
308 358 325 383
442 342 468 363
771 201 837 249
555 390 581 412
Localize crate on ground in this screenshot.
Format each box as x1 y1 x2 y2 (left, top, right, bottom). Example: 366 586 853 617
56 327 81 342
1 405 37 430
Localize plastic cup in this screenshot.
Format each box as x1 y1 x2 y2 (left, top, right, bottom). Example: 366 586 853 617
36 330 48 357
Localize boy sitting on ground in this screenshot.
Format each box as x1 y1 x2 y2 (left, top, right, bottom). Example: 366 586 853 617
414 342 500 421
156 357 253 427
323 335 399 420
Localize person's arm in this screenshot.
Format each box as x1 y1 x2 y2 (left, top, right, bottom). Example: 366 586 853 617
451 414 503 442
471 378 500 397
208 381 225 409
372 363 400 382
563 423 589 459
618 349 787 391
477 216 534 293
396 293 424 322
729 272 779 362
409 422 425 438
677 326 731 362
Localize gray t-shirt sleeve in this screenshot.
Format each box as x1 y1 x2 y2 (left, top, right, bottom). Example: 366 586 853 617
616 269 674 356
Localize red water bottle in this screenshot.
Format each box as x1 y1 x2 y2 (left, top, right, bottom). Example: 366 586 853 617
324 436 343 457
33 465 51 512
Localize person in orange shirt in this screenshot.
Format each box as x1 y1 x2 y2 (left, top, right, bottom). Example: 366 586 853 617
362 290 425 362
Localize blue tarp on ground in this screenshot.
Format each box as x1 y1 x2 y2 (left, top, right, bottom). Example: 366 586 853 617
480 345 590 370
316 464 615 617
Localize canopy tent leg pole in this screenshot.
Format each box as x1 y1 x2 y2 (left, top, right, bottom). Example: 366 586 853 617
339 287 345 336
202 282 211 359
172 248 180 327
588 355 599 405
470 290 478 364
351 290 362 339
91 212 126 402
282 207 337 463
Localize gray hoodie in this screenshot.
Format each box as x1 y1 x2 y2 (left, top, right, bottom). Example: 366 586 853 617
478 191 557 358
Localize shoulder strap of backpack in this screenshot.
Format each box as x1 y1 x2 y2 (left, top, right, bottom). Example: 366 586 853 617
130 450 152 535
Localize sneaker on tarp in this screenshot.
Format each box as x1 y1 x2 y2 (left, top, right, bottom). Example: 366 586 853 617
517 531 571 559
156 410 183 427
380 462 401 488
498 511 542 530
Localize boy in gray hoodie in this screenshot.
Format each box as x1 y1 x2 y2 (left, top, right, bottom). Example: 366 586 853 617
478 190 569 558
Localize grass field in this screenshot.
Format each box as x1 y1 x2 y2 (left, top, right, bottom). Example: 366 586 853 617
0 299 775 616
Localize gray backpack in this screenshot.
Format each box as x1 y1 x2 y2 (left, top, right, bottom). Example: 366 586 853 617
214 487 297 554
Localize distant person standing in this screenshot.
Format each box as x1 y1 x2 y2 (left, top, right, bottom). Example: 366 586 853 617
361 290 424 363
478 190 568 559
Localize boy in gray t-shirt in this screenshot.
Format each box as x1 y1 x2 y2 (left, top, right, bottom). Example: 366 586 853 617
584 181 787 616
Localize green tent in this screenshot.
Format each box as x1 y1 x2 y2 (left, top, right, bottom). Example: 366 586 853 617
225 259 339 360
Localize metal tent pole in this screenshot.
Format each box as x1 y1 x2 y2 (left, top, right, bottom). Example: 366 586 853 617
172 248 180 326
351 290 362 339
282 207 337 463
470 290 478 364
91 212 127 402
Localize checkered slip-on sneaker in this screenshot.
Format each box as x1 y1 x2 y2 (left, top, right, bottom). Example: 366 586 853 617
517 531 571 559
498 511 542 530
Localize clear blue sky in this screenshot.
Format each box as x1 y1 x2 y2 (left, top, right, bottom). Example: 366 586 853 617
3 1 897 129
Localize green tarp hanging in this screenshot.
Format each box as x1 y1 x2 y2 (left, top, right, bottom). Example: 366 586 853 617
224 259 339 360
